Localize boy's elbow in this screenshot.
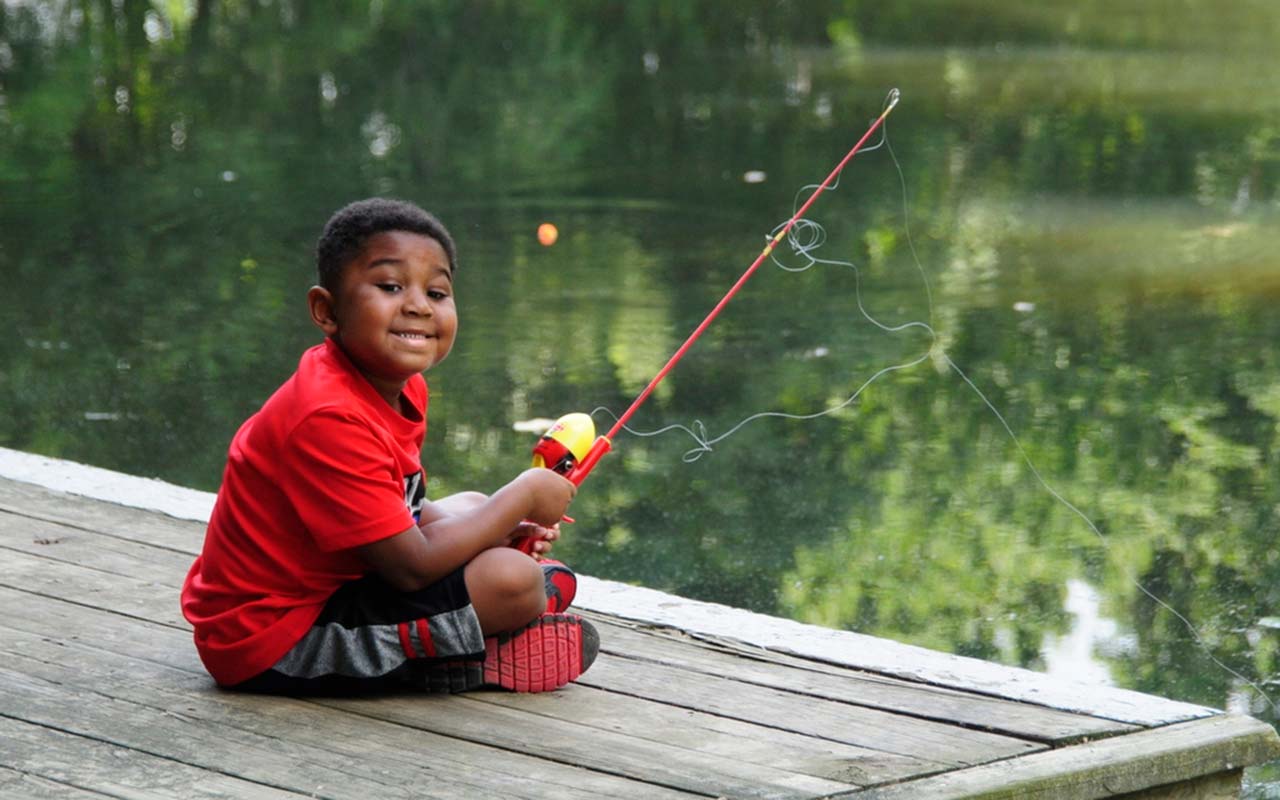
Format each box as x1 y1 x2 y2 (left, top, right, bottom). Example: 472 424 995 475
357 527 443 592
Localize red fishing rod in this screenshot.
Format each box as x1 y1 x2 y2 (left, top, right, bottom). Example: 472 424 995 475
533 89 902 491
515 91 900 553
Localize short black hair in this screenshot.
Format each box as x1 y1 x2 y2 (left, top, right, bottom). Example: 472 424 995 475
315 198 457 291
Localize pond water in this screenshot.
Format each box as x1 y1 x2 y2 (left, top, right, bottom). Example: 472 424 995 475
3 1 1280 791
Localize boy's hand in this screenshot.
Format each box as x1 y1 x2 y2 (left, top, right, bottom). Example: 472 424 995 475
514 467 576 528
509 520 560 557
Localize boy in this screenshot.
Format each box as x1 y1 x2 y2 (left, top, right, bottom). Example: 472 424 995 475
181 198 596 695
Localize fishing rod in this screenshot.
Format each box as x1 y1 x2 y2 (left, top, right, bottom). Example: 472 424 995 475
519 89 901 544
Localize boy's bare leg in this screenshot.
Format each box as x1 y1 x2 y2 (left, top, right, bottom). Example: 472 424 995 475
464 547 547 635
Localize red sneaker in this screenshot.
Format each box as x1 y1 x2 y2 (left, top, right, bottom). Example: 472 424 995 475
423 613 598 694
482 613 598 693
540 559 577 614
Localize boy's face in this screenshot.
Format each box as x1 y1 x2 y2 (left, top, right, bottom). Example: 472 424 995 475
310 230 457 406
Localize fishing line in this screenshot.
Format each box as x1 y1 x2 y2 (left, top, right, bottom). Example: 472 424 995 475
878 120 1279 715
938 347 1278 714
592 92 931 462
589 91 1277 714
553 90 902 485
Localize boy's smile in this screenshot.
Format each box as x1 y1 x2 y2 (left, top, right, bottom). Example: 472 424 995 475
308 230 457 409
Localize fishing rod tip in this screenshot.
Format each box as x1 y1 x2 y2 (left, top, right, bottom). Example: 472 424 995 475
885 88 901 111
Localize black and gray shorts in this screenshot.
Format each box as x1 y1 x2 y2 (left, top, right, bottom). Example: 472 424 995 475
234 567 485 696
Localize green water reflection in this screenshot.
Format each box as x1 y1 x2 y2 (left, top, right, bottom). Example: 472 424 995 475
3 1 1280 787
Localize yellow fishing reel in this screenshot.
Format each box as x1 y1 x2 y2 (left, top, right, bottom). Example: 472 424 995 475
531 412 595 476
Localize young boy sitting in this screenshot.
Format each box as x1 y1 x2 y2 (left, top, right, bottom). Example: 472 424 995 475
181 198 597 695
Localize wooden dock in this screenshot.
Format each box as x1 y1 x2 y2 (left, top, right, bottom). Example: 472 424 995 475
1 451 1277 799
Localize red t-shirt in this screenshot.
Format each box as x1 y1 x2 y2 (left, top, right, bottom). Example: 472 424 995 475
181 338 428 685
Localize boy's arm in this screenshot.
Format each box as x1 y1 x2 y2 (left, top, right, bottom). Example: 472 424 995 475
358 468 574 591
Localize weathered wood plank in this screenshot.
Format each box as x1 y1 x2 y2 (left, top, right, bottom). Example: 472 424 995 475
590 616 1135 744
0 486 1139 755
579 575 1216 728
466 677 947 786
0 546 189 628
2 458 1278 800
8 468 1275 800
0 716 309 799
7 477 1269 799
0 644 699 800
0 589 872 799
576 645 1043 766
5 671 408 800
0 467 1219 726
0 447 214 522
2 670 517 793
1 625 852 800
0 473 210 548
0 585 180 673
322 692 860 799
0 488 1152 788
2 512 193 580
844 715 1280 800
0 511 1046 771
1113 769 1242 799
0 766 118 799
0 580 938 792
0 535 1039 772
0 540 710 800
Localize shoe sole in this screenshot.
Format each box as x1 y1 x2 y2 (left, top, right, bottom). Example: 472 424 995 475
484 613 597 692
424 614 598 694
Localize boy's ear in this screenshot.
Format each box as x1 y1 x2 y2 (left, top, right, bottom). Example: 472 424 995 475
307 285 339 335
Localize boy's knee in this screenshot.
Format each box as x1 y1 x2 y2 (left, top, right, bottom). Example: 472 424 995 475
480 548 542 594
465 548 545 633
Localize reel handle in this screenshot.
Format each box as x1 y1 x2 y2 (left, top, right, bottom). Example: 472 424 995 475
512 413 598 555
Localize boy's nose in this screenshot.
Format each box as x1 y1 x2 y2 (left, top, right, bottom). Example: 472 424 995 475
403 289 432 316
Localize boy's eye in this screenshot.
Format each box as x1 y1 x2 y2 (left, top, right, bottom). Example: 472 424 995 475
376 283 402 293
428 289 449 300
